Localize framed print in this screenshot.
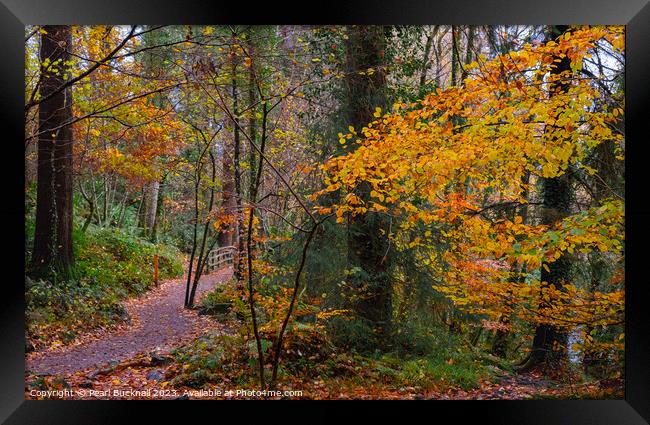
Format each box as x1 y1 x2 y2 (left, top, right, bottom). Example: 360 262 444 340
2 0 648 423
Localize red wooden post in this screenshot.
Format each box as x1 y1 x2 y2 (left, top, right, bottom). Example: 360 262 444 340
153 254 159 287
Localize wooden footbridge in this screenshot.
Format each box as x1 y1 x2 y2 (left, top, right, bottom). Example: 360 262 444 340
205 245 239 273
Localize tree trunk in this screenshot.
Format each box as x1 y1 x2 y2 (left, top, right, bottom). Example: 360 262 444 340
218 144 237 249
144 180 160 235
451 26 460 86
216 37 240 251
188 152 218 307
518 25 572 371
81 198 94 233
418 26 438 92
247 31 258 200
150 178 165 242
230 31 246 281
79 180 95 234
344 25 392 347
184 171 201 308
32 25 74 279
461 26 476 81
102 174 109 225
433 27 446 88
136 186 147 230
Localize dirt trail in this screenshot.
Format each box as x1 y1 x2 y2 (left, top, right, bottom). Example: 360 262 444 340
26 267 233 376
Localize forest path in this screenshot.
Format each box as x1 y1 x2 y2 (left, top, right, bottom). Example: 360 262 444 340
26 267 233 376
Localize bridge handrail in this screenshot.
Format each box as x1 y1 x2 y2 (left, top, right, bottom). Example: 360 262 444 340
206 245 242 273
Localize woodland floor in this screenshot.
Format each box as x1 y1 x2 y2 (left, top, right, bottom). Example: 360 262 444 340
24 265 621 400
26 267 233 376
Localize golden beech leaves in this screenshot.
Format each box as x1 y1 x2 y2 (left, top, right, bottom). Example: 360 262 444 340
315 26 624 344
71 25 189 186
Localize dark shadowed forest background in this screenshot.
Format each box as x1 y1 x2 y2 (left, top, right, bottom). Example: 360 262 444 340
25 25 624 399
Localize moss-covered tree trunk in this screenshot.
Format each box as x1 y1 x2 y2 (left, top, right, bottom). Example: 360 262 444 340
344 25 392 347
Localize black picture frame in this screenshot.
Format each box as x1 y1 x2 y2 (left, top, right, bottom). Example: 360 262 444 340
2 0 648 422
